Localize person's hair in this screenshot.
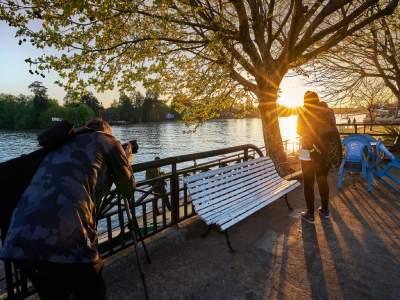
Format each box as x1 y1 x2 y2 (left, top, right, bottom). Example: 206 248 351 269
303 91 320 106
86 118 112 135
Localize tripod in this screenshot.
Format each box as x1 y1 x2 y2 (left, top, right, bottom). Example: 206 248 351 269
122 195 151 300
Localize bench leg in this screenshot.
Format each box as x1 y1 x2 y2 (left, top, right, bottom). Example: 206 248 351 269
284 194 293 211
224 230 235 253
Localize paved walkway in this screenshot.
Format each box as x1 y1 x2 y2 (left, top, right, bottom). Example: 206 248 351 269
103 173 400 300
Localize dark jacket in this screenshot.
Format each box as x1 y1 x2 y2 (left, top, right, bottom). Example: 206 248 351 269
0 131 135 263
297 101 337 152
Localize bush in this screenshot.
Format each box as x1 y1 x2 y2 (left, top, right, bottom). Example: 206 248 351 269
38 104 68 129
14 103 37 129
0 96 18 129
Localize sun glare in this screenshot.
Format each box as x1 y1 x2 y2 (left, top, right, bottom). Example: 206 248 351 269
277 76 308 108
279 115 298 140
275 76 310 141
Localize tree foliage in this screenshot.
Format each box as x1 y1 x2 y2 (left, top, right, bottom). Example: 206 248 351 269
1 0 398 166
308 7 400 115
102 90 180 123
28 81 49 112
81 92 103 116
0 83 95 129
350 80 392 128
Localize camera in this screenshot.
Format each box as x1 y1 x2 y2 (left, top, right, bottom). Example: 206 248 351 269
122 140 139 154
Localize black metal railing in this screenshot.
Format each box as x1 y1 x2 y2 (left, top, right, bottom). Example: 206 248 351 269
1 144 263 299
336 123 400 138
96 144 263 257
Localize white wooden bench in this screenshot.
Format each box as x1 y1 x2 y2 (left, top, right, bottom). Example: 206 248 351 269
183 156 300 251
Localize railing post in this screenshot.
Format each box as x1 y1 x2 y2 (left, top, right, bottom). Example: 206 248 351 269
5 260 15 299
244 148 249 161
354 124 358 134
170 161 180 224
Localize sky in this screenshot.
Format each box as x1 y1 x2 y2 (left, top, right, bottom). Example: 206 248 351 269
0 21 313 108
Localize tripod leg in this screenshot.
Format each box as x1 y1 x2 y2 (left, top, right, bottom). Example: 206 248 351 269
123 197 150 300
134 217 151 264
131 222 150 300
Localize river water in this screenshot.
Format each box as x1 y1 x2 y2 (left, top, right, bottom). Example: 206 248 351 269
0 118 269 163
0 114 364 164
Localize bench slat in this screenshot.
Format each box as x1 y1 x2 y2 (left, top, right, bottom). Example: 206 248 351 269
189 166 279 206
194 172 282 214
204 179 292 222
219 181 300 230
187 160 275 195
183 157 271 184
200 175 284 220
212 180 297 226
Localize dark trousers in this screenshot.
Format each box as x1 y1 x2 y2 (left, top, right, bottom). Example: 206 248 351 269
16 260 105 300
301 159 330 215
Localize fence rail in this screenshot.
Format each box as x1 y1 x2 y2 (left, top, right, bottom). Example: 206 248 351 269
336 123 400 137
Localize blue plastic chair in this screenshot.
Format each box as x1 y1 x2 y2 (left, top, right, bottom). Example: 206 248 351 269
374 140 400 192
338 134 375 192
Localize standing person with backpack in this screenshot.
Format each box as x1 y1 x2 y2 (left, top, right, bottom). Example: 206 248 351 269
297 91 341 224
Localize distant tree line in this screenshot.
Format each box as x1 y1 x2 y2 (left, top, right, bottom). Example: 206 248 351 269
102 90 181 123
0 81 94 130
0 81 259 130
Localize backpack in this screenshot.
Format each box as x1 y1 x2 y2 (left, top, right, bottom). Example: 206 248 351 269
323 131 342 168
313 102 342 168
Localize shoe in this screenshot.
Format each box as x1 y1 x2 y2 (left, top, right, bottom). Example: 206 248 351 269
318 207 330 219
301 211 315 224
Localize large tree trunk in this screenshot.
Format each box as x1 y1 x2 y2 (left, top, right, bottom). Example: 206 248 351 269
257 83 288 175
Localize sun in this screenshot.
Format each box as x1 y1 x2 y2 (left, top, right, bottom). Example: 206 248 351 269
277 75 308 108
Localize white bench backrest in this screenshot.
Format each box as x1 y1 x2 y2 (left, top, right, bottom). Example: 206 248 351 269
183 156 300 230
184 157 279 205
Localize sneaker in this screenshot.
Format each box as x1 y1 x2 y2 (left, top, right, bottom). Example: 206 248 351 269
318 207 330 219
301 211 315 224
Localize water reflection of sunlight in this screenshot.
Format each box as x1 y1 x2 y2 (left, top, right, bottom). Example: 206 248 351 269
279 115 298 140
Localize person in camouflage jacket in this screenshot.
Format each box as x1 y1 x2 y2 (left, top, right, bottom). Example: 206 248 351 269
0 119 135 300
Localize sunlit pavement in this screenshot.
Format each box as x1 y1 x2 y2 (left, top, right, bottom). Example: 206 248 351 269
28 172 400 299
